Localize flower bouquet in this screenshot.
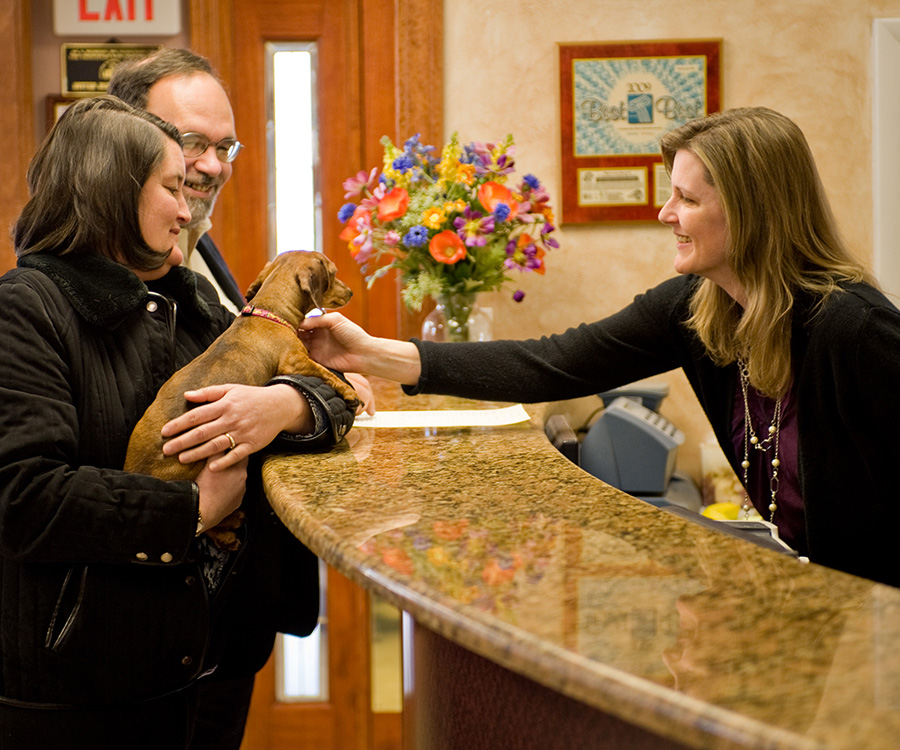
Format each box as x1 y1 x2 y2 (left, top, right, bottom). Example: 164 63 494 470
338 133 558 340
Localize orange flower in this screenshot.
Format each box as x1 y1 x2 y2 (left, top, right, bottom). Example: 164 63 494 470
434 519 469 540
477 181 519 219
377 187 410 222
429 230 467 264
455 163 476 186
481 554 522 585
382 548 414 576
339 205 371 242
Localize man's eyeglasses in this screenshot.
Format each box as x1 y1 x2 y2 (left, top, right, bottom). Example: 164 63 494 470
180 132 244 163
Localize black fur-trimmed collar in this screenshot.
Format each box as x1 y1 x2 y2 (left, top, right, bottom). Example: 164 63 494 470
18 252 214 330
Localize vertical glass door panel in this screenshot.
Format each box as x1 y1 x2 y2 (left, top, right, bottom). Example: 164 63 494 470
266 42 320 259
265 38 402 714
267 41 327 702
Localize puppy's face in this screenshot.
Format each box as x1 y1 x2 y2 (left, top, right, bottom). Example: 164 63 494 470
316 260 353 309
245 251 352 316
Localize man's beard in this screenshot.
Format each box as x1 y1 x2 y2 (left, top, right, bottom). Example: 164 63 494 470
184 175 223 228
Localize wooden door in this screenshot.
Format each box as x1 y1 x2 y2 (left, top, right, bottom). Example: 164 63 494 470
0 0 34 272
187 1 443 748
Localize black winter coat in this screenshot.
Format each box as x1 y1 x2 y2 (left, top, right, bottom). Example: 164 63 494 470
0 253 352 708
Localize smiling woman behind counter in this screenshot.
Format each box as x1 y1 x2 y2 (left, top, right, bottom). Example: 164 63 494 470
301 106 900 590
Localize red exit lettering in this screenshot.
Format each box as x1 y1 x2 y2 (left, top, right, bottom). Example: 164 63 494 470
79 0 155 21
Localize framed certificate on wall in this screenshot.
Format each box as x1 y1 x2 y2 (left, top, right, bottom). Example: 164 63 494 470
558 39 721 224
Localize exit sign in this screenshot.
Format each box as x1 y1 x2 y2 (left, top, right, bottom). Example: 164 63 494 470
54 1 182 36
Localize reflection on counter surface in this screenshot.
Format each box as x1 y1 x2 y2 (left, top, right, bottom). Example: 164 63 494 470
263 380 900 750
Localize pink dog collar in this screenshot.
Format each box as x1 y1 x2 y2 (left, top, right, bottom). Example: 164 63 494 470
240 304 297 335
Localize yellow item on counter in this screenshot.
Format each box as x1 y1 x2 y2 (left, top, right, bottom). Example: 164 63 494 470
701 502 742 520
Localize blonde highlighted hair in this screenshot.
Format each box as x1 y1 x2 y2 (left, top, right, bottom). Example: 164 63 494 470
660 107 872 398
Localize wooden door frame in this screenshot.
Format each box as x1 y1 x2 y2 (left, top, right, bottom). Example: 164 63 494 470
187 2 443 748
188 0 443 340
0 0 34 273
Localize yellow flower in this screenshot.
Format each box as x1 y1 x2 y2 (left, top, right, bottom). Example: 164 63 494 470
455 163 476 186
421 206 446 229
427 546 450 566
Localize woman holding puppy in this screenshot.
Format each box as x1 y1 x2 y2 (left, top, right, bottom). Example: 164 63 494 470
0 96 354 747
301 107 900 590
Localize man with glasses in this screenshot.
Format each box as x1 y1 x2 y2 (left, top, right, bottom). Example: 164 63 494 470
109 49 245 312
108 49 322 749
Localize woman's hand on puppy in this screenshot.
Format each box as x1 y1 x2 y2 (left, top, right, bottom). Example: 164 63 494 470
160 383 315 470
299 312 422 386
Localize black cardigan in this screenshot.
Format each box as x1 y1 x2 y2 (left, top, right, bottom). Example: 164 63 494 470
407 274 900 588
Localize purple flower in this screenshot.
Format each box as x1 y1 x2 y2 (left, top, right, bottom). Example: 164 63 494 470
404 133 423 151
453 206 495 247
403 225 429 247
505 237 542 271
393 154 415 173
338 202 357 223
513 290 525 302
468 141 516 178
541 222 560 249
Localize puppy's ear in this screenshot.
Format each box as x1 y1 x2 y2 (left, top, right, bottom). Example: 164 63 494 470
295 254 331 309
245 260 274 301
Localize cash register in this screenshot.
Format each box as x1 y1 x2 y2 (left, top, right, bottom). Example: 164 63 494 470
545 383 701 511
545 383 801 557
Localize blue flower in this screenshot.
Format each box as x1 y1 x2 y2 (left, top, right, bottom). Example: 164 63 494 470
493 203 511 222
523 174 540 190
403 225 429 247
393 154 415 173
338 202 357 222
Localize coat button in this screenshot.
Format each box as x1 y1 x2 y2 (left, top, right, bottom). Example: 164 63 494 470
160 552 173 563
135 552 148 561
182 656 193 666
185 575 197 586
146 300 158 313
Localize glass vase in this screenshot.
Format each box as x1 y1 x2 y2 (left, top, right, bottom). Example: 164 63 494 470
421 292 493 342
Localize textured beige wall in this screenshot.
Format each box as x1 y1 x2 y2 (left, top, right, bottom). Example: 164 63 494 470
444 0 900 482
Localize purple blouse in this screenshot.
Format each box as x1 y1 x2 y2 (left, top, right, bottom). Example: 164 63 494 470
730 376 806 555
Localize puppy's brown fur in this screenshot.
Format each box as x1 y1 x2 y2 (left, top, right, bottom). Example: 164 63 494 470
124 250 359 548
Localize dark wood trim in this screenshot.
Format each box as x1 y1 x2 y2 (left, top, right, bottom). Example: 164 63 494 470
395 0 444 339
0 0 34 273
187 0 240 288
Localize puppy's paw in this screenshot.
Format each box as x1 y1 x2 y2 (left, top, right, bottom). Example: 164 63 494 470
205 510 246 551
332 378 362 409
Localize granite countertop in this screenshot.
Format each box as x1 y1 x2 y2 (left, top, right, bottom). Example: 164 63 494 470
262 379 900 750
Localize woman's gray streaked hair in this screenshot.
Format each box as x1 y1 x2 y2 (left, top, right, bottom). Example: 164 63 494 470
14 95 183 272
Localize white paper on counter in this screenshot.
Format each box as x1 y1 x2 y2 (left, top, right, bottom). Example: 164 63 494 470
353 403 531 428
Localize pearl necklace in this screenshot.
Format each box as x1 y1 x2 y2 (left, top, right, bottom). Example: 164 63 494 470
738 360 782 522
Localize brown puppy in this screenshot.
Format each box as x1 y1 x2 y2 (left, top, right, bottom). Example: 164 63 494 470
124 250 359 547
